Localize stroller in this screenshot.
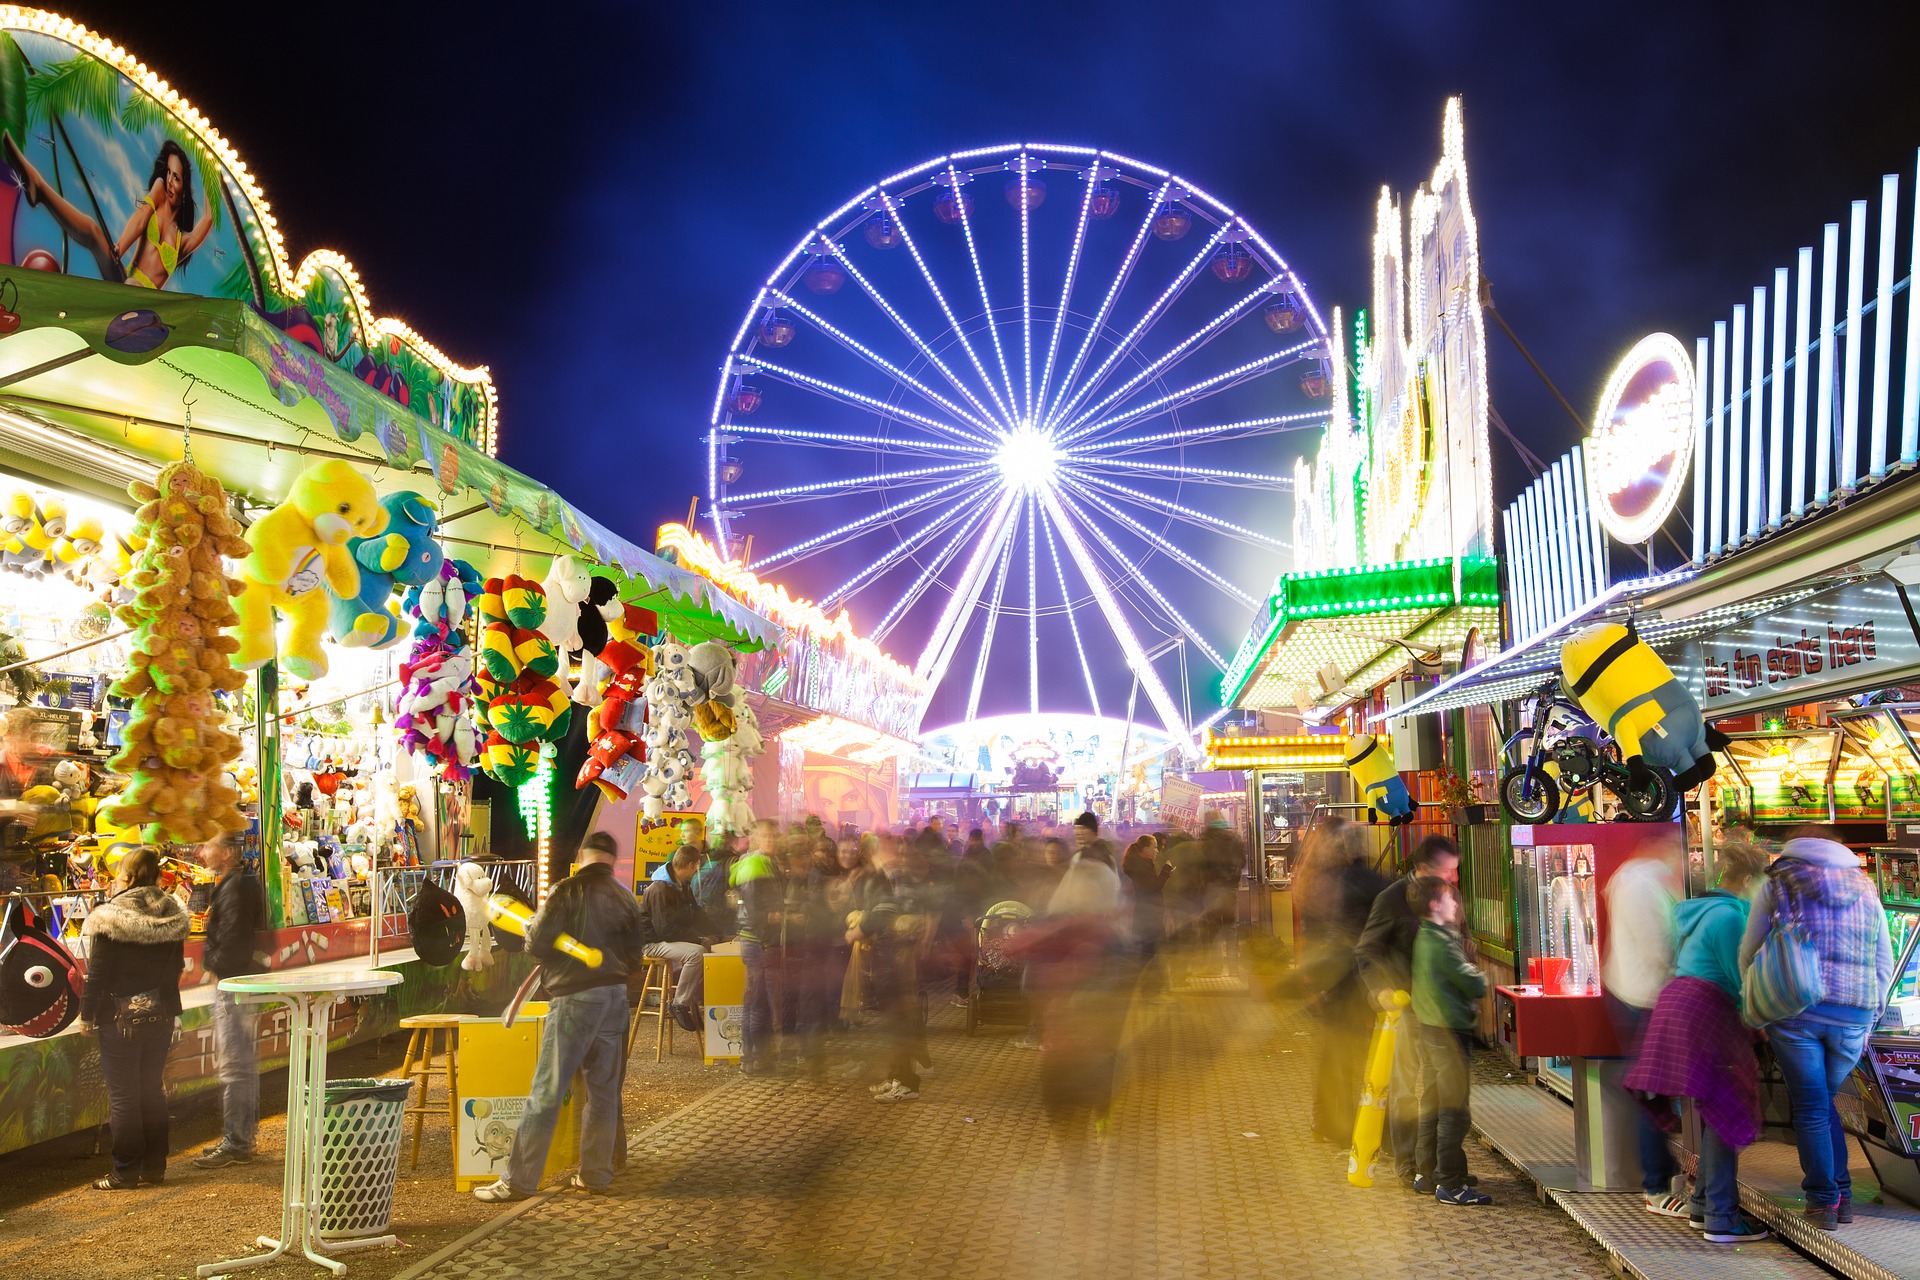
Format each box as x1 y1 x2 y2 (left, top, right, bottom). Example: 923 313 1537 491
965 899 1033 1035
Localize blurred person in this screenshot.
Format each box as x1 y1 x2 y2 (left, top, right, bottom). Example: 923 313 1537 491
947 829 993 1008
1122 834 1172 990
1739 826 1895 1230
81 845 188 1191
191 833 268 1170
693 836 737 930
1354 834 1461 1190
1625 841 1772 1243
854 835 935 1101
1602 831 1684 1217
731 819 785 1076
1072 811 1115 868
1298 819 1388 1145
475 831 645 1200
1409 875 1491 1205
641 845 718 1032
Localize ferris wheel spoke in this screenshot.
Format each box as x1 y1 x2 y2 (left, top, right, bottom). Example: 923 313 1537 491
818 490 981 607
835 251 1003 429
1076 413 1331 455
1036 485 1189 740
751 357 985 446
1093 457 1294 488
965 514 1021 722
1049 221 1232 429
1021 158 1034 423
1034 170 1098 425
724 424 991 457
754 475 978 572
908 489 1021 706
1050 490 1225 669
948 164 1021 418
1025 494 1039 714
1063 468 1290 550
1039 510 1102 717
1057 344 1316 448
890 196 1017 427
1056 475 1256 607
726 461 985 508
1059 280 1276 434
767 292 999 436
878 486 1013 643
1042 180 1171 428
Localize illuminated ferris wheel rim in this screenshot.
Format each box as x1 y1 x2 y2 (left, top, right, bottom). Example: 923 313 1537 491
705 140 1334 743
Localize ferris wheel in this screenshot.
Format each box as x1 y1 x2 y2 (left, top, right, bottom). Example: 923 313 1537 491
706 143 1333 742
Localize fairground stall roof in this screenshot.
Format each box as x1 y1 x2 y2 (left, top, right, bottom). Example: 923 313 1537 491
0 11 776 649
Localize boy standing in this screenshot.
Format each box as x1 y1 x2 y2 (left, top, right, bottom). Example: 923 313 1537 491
1409 875 1492 1206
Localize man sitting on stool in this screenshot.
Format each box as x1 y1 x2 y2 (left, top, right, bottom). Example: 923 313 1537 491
643 845 719 1032
474 831 645 1201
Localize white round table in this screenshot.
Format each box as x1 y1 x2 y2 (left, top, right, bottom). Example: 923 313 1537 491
198 967 402 1279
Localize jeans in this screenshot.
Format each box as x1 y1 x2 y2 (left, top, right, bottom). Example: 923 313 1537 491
642 941 706 1007
212 989 260 1154
1415 1023 1472 1189
504 986 628 1193
740 940 775 1067
1769 1004 1873 1208
1606 993 1678 1194
98 1017 175 1184
1690 1118 1741 1232
1387 1005 1432 1180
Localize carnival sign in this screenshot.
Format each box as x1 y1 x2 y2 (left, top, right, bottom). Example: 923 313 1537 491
1586 333 1695 544
1684 575 1920 713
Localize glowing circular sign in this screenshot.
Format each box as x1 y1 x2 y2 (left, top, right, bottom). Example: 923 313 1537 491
1585 333 1695 544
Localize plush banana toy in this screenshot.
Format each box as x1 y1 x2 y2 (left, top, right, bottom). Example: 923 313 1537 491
1345 733 1415 825
1560 622 1727 792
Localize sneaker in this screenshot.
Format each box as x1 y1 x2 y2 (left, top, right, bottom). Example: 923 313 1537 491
1705 1220 1770 1244
868 1078 901 1095
1688 1215 1706 1231
1410 1176 1435 1196
1836 1197 1855 1224
1803 1204 1838 1231
873 1082 919 1103
669 1004 700 1033
472 1179 528 1203
567 1174 609 1195
1436 1185 1493 1206
192 1145 255 1169
1010 1034 1042 1050
949 995 970 1008
1644 1190 1690 1218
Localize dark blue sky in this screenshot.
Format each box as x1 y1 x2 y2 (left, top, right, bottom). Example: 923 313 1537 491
58 0 1920 698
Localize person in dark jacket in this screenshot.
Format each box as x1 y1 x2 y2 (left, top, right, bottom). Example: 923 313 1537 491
1122 835 1171 991
641 845 716 1032
1298 819 1389 1146
81 845 188 1191
1354 834 1460 1188
1409 875 1491 1205
191 833 268 1169
475 831 645 1201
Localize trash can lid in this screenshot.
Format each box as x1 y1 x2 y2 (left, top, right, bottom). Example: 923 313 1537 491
324 1077 415 1105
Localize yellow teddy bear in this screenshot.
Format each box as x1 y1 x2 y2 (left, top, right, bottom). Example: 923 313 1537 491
235 460 387 680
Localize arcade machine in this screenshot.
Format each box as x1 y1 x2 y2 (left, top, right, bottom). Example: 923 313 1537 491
1848 899 1920 1205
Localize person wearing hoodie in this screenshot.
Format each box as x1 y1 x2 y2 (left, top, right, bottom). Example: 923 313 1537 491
1739 827 1895 1231
1624 841 1772 1243
80 845 189 1191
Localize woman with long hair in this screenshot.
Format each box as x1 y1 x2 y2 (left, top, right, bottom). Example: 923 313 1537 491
4 136 214 288
81 844 188 1190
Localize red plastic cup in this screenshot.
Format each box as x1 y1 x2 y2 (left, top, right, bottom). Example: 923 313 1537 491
1539 957 1571 995
1527 957 1543 987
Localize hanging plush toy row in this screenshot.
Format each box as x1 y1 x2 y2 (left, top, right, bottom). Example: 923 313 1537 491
473 575 571 785
394 558 484 781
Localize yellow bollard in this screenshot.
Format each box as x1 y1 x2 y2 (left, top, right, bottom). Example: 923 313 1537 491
1346 990 1411 1187
484 893 605 968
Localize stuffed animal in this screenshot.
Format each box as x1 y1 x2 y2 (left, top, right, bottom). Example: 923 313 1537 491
472 575 572 787
1345 733 1415 825
406 557 484 641
52 513 104 579
453 862 497 971
234 460 387 679
1561 622 1727 792
538 555 593 702
395 558 482 780
1 491 64 574
328 491 444 649
105 459 251 845
0 898 84 1038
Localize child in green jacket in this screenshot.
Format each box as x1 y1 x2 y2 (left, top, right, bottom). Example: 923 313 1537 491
1410 875 1491 1205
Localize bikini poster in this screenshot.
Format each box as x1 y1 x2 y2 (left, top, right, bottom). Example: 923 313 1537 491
0 19 493 449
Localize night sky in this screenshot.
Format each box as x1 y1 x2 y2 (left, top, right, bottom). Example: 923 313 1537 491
45 0 1920 719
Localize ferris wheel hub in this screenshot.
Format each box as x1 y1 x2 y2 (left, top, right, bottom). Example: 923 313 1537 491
997 428 1062 489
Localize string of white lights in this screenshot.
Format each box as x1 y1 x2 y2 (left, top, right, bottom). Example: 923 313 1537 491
1057 475 1257 606
1062 468 1291 550
1059 276 1275 433
725 460 981 508
1052 489 1225 668
910 491 1022 705
888 193 1018 426
1020 153 1035 424
723 424 991 456
751 475 980 570
1095 457 1295 488
1073 412 1331 454
1040 509 1102 717
965 514 1020 722
1026 494 1039 714
877 490 1014 642
1041 181 1171 426
948 164 1021 415
750 357 978 442
833 248 1001 428
1059 343 1317 448
818 490 983 607
769 291 998 436
1034 169 1099 421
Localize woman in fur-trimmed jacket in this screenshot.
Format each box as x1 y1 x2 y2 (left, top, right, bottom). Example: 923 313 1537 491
81 845 188 1191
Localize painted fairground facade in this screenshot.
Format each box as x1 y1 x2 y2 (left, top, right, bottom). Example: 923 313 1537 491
0 12 496 451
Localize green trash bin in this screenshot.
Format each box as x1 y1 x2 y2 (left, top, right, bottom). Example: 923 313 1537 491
319 1077 413 1240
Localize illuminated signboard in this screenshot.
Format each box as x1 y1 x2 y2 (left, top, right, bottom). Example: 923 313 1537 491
1586 333 1696 544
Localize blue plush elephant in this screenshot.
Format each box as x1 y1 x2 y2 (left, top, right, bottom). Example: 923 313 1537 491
327 492 444 649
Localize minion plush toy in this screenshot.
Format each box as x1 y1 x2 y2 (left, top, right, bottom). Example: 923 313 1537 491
1346 733 1415 825
1560 621 1727 792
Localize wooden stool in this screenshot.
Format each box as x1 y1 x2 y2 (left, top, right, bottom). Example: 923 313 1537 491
398 1014 465 1169
627 956 674 1063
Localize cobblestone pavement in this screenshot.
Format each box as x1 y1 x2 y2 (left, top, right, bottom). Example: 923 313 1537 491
405 976 1614 1280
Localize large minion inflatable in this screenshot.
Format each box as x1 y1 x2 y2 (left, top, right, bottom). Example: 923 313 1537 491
1561 622 1726 792
1346 733 1415 825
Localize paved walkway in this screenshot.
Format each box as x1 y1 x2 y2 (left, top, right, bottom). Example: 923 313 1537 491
398 981 1614 1280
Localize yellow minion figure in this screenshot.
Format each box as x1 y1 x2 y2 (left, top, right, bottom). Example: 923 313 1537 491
1560 622 1727 793
1345 732 1415 825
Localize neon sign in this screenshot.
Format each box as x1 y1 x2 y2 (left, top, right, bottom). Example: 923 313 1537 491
1586 333 1695 544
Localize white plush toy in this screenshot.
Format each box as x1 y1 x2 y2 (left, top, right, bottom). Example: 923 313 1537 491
538 555 592 702
639 772 668 822
453 862 497 971
685 639 736 703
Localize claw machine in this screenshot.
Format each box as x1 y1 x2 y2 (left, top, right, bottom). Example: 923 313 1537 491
1848 902 1920 1205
